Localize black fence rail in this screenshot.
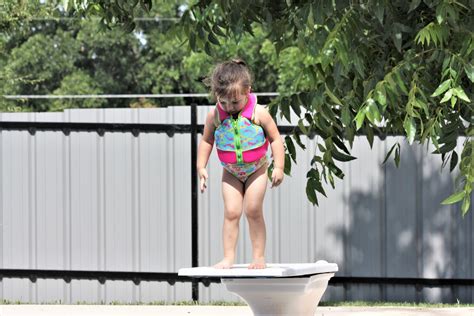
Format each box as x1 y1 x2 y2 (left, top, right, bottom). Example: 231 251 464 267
0 268 472 287
0 104 472 302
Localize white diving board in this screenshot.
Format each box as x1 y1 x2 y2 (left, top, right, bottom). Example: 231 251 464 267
178 260 338 278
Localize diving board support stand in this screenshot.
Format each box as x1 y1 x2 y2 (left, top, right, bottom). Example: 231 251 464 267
179 261 338 316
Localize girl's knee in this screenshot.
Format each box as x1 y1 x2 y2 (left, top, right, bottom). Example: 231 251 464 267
245 206 263 221
225 207 242 221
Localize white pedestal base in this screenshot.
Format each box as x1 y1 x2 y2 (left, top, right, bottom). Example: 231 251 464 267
222 272 334 316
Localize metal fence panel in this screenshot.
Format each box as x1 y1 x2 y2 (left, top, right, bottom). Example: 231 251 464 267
0 106 472 304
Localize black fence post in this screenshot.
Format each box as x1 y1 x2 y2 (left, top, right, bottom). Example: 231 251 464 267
190 103 199 301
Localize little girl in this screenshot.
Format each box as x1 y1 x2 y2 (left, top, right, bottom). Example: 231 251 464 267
197 59 285 269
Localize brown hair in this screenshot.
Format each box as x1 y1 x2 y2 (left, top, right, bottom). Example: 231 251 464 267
205 59 252 100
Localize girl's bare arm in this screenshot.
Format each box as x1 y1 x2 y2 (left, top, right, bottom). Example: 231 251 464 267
197 110 216 169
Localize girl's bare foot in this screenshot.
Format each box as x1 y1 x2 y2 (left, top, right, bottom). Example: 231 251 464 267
213 258 234 269
248 257 266 269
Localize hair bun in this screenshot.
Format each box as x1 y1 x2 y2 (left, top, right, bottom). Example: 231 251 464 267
231 59 247 66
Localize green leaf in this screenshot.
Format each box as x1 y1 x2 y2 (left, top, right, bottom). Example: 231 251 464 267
440 88 453 103
438 130 458 144
394 145 401 167
207 32 220 45
298 118 308 135
366 98 381 124
450 151 458 172
281 98 291 122
374 0 384 24
269 101 279 118
442 56 451 71
354 109 366 131
197 24 206 40
385 74 398 91
346 126 355 147
416 99 429 117
306 178 319 206
204 41 214 56
318 143 326 153
332 136 350 155
365 124 374 148
307 168 319 180
450 96 457 108
341 104 352 127
441 190 465 204
292 130 306 150
332 148 357 162
383 142 399 164
464 63 474 83
404 116 416 144
462 196 470 216
314 180 327 197
394 71 408 95
328 172 335 188
267 160 274 181
392 30 402 52
314 125 330 139
435 141 457 154
431 79 452 97
325 85 343 105
321 103 340 127
453 87 471 103
212 24 226 37
284 153 292 175
290 95 302 117
285 135 297 163
311 155 322 166
328 162 344 179
375 87 387 107
436 5 445 24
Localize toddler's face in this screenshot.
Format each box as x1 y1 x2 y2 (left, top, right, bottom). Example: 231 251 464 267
218 93 248 114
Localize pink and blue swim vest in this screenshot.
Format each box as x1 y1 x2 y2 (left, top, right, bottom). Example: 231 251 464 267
214 93 269 164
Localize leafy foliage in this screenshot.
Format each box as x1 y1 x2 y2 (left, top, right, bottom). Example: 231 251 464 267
50 71 107 110
1 2 192 109
1 1 280 111
173 0 473 215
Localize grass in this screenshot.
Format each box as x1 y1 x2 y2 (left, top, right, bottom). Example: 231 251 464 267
319 301 474 308
1 299 473 307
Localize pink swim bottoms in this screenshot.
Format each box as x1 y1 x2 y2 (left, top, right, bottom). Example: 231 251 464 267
222 156 268 182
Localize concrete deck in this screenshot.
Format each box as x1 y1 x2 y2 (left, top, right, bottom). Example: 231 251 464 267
0 305 472 315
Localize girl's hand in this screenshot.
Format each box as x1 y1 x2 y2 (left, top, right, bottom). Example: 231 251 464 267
271 167 284 188
198 168 208 192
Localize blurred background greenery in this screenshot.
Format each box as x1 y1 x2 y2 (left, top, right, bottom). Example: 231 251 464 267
1 1 281 111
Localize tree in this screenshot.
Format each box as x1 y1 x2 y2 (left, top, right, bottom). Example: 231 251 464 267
1 1 278 110
50 71 107 110
0 0 60 111
1 1 194 109
6 1 474 215
181 0 474 216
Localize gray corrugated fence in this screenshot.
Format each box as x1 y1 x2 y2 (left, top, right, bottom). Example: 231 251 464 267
0 106 472 304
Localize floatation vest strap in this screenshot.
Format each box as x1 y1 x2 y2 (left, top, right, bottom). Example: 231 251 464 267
213 99 258 128
229 115 244 163
213 107 221 128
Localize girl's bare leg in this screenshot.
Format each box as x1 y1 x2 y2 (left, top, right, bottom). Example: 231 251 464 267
214 169 244 269
244 164 268 269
